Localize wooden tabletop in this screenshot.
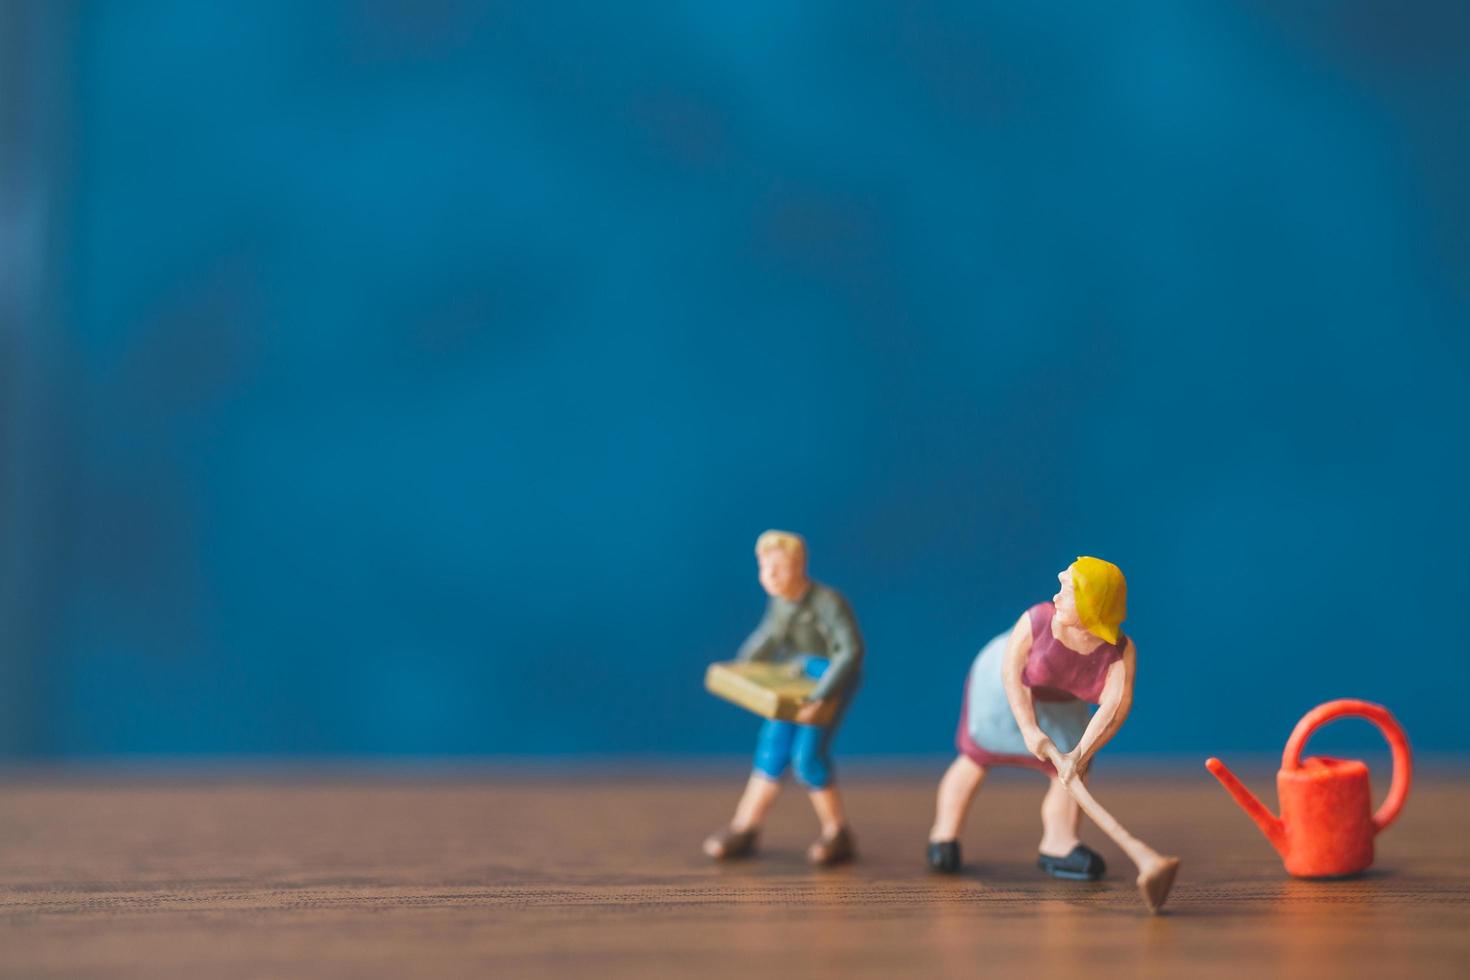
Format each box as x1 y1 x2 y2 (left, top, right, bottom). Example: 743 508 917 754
2 765 1466 978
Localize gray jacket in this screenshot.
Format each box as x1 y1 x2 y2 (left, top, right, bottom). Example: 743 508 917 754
736 581 864 702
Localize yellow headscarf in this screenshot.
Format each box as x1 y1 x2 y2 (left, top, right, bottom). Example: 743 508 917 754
1071 556 1127 645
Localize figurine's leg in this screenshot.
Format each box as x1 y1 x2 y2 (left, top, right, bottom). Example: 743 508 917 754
792 723 842 837
1036 773 1106 880
929 755 986 843
731 771 783 833
793 723 855 865
1039 774 1082 856
804 787 854 866
738 718 795 830
704 774 781 859
704 720 792 859
926 755 984 872
807 786 846 839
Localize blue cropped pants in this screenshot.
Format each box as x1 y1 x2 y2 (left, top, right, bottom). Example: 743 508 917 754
751 656 853 789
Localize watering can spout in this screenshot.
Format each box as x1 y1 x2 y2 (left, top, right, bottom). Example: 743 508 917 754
1206 757 1287 855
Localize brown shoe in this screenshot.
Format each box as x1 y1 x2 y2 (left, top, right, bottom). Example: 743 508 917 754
807 826 856 866
704 826 758 860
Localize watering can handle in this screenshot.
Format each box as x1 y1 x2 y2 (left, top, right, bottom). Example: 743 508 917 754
1282 698 1412 833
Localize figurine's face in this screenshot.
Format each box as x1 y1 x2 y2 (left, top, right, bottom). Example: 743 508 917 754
758 548 808 601
1053 568 1081 628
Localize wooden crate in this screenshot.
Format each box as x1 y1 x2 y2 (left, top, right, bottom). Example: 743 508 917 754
704 660 838 726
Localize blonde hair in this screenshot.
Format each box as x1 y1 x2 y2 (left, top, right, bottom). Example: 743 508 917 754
1071 556 1127 645
755 530 807 563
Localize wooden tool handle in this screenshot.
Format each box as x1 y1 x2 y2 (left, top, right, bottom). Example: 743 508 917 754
1066 770 1162 871
1047 748 1161 870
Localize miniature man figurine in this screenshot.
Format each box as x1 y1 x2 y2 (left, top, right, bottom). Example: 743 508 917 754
927 557 1136 880
704 530 864 866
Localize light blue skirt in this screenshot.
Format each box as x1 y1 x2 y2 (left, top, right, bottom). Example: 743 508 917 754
959 631 1093 769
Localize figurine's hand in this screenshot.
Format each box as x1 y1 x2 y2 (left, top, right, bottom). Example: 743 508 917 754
1055 749 1093 784
794 700 826 725
1023 729 1057 764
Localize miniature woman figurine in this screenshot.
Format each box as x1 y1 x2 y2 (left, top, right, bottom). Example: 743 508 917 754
927 557 1134 880
704 530 864 866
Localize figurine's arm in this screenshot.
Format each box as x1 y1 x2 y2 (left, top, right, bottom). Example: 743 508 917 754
1001 614 1052 760
1062 640 1136 779
735 603 779 663
806 591 863 702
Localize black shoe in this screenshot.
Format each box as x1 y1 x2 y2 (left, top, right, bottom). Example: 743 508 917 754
927 840 962 873
1037 844 1106 881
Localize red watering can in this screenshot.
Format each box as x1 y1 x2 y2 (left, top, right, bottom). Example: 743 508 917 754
1205 699 1411 878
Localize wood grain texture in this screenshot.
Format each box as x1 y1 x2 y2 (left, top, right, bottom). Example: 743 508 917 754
2 767 1467 978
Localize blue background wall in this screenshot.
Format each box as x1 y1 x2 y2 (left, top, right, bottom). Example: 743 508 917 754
2 1 1467 757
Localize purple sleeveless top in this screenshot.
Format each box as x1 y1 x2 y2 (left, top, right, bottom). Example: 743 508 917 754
1021 602 1126 704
